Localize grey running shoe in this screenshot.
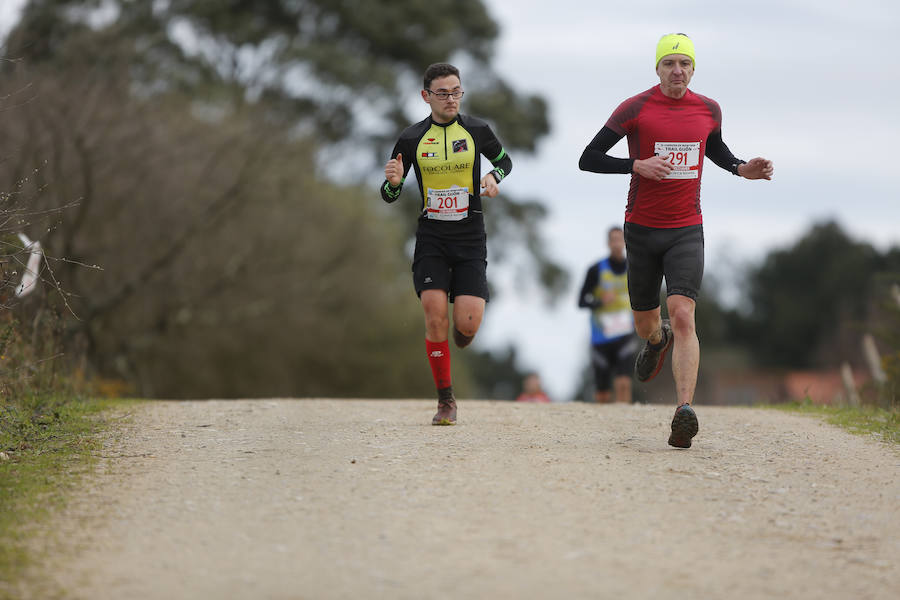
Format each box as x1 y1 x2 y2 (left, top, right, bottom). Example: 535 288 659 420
668 404 699 448
432 388 457 426
634 320 673 382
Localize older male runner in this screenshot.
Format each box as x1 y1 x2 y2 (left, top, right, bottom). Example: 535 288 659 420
381 63 512 425
579 33 773 447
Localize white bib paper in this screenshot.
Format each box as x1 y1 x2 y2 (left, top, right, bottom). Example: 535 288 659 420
655 141 701 179
426 186 469 221
600 310 633 338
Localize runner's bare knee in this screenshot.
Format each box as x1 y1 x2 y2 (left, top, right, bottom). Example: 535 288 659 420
422 291 450 339
667 297 696 338
452 295 484 337
633 309 661 339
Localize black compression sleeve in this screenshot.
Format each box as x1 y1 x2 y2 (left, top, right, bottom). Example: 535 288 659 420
705 129 745 176
380 180 402 203
579 127 634 174
379 138 412 203
578 265 601 309
489 150 512 181
475 117 512 182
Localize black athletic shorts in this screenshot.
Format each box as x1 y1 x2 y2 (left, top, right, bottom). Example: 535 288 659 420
591 335 640 391
623 223 704 311
412 228 489 302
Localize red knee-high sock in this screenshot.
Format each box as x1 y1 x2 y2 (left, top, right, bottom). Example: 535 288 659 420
425 339 452 390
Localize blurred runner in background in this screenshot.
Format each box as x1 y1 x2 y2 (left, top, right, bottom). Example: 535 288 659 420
578 226 638 404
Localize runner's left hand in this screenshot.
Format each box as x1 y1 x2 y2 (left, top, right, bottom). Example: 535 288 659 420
738 157 774 180
480 173 499 197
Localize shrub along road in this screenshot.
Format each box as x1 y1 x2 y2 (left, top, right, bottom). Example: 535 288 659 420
27 400 900 599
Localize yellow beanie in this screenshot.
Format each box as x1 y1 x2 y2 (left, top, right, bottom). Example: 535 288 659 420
656 33 695 68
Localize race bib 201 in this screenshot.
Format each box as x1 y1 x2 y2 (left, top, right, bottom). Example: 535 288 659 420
426 186 469 221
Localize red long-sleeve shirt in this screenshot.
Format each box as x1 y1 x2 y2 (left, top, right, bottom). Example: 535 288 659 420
580 85 745 228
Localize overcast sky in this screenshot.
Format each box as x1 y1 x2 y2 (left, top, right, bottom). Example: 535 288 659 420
477 0 899 400
0 2 23 40
2 1 897 400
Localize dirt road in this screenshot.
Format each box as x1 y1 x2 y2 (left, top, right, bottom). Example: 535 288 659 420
27 400 900 599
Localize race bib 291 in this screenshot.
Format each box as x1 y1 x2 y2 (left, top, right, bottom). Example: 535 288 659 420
655 141 700 180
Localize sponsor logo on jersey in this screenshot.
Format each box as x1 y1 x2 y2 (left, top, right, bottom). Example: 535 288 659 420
423 138 440 145
421 162 471 173
452 139 468 153
421 152 437 158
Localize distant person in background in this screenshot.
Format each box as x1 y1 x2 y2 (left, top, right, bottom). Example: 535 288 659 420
578 226 639 404
516 373 551 403
579 33 773 447
381 62 512 426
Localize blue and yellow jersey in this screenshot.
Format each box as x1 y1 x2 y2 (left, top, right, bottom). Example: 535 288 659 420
578 257 634 344
380 114 512 228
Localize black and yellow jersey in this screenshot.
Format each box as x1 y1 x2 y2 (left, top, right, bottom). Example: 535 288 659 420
380 114 512 229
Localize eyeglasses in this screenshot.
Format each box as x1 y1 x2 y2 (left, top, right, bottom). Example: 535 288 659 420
426 89 464 100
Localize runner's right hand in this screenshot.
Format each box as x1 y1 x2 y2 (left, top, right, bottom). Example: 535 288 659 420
738 157 774 180
633 155 673 181
385 153 404 186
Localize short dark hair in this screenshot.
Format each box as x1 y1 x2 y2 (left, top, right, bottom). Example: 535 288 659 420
608 225 623 239
424 63 460 89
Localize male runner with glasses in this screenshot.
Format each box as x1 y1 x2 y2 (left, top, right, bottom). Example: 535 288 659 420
381 63 512 425
579 34 773 447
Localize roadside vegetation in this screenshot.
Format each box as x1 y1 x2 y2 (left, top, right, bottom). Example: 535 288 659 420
0 275 129 597
0 146 127 597
0 394 132 599
770 286 899 446
772 399 900 446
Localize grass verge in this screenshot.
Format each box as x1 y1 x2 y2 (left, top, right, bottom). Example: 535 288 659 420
771 399 900 445
0 394 135 599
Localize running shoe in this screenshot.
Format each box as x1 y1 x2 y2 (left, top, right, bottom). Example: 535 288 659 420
634 320 673 382
668 403 699 448
432 389 457 426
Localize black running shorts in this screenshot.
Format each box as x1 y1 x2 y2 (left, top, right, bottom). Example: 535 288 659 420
412 233 489 302
591 335 640 391
624 223 704 311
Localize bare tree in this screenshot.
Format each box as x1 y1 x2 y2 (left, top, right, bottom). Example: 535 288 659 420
0 52 433 398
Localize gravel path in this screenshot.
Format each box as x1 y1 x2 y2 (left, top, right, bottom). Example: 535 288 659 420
31 400 900 599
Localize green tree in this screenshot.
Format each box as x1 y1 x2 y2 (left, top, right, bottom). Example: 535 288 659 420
5 0 565 299
5 1 549 158
0 53 436 398
740 221 900 369
461 344 527 400
870 276 900 408
1 0 567 397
